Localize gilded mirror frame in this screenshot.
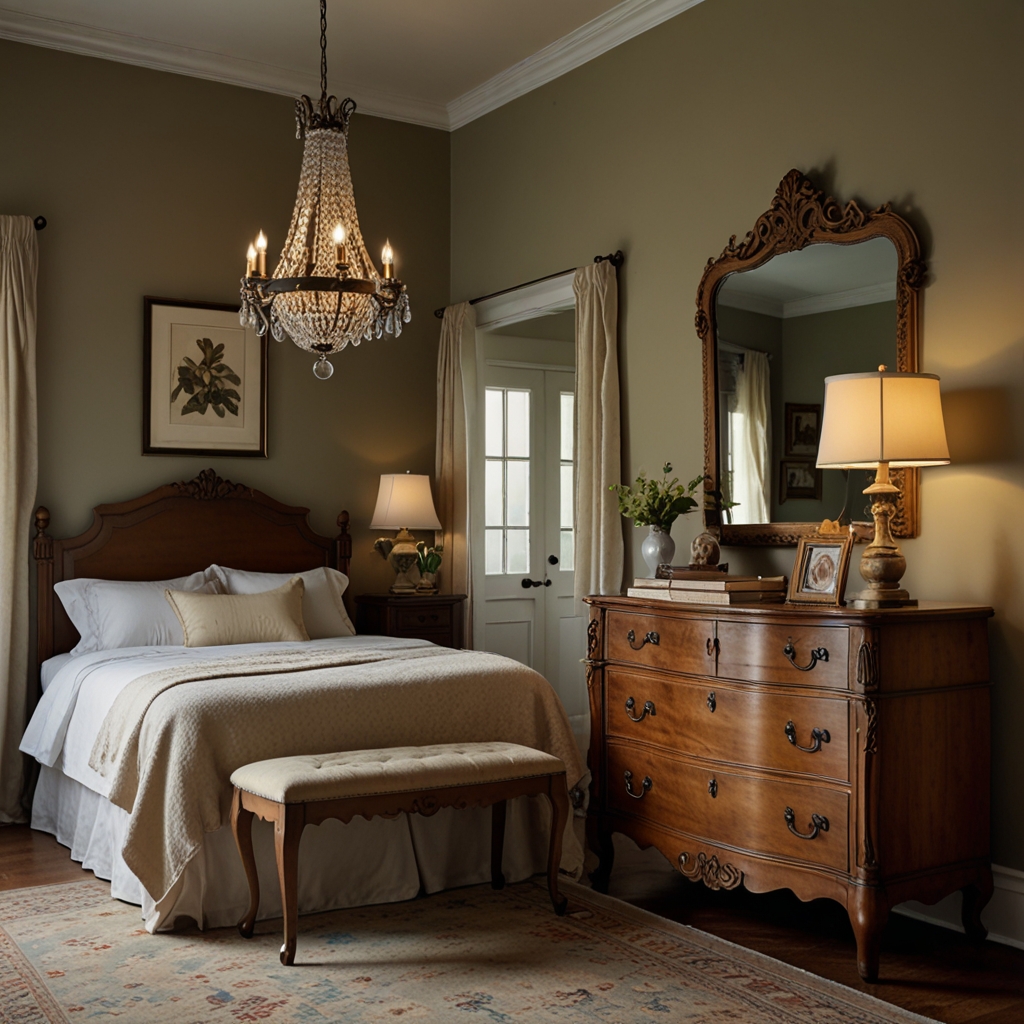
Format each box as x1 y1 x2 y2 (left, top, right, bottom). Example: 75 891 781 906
696 169 926 546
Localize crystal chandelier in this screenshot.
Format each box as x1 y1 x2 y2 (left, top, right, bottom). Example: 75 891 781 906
239 0 410 379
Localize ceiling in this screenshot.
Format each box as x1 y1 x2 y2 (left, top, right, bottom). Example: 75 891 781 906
717 238 899 319
0 0 704 129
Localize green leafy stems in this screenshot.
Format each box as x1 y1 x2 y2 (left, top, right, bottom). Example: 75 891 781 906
171 338 241 418
610 463 704 531
416 542 443 575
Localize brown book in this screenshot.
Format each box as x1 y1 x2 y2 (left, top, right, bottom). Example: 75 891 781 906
655 566 729 580
627 587 785 605
632 577 671 588
669 575 786 592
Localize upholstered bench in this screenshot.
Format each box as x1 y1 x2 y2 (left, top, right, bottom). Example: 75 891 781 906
230 741 570 965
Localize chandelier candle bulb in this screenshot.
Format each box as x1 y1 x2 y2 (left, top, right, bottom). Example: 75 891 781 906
382 240 394 280
245 244 257 277
332 224 347 268
255 231 267 277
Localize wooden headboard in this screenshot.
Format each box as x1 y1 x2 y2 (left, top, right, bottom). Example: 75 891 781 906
33 468 351 667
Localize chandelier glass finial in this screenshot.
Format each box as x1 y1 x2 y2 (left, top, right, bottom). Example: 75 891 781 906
239 0 410 377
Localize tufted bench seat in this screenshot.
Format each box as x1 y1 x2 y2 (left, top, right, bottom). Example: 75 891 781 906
230 741 570 965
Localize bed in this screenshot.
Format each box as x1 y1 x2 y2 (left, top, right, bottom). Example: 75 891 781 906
22 469 585 932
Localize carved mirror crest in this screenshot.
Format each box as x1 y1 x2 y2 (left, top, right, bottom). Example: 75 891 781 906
696 169 926 545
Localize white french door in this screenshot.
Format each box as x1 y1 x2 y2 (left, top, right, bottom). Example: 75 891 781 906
477 363 587 737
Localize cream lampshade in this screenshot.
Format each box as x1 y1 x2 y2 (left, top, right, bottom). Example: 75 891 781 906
817 367 949 607
370 473 442 594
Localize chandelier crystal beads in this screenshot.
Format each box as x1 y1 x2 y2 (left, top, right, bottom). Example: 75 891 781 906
239 0 410 379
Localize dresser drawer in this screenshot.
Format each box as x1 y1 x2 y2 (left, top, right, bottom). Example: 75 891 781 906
605 741 849 871
605 610 716 676
605 669 850 781
395 604 452 631
716 621 850 689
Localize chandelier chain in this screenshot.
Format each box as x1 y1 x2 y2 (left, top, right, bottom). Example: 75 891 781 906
319 0 328 104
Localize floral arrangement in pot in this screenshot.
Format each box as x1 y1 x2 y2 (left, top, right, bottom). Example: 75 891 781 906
610 463 703 575
415 542 443 594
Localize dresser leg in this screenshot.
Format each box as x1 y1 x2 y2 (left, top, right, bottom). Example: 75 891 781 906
849 885 888 982
961 865 994 942
587 815 615 893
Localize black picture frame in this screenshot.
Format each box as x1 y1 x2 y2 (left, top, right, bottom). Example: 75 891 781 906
785 402 821 457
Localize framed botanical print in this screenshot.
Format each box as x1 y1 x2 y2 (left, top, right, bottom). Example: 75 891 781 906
779 459 822 502
143 297 267 457
785 402 821 457
787 534 854 605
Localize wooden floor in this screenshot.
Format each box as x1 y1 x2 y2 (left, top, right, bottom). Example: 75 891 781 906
1 824 1022 1023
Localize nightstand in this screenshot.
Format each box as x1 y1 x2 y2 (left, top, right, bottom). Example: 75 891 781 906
355 593 467 648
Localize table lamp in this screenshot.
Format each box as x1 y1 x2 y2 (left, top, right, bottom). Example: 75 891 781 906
817 366 949 608
371 473 442 594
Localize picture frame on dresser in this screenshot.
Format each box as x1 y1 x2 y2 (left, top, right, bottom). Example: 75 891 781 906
143 296 267 457
787 534 853 606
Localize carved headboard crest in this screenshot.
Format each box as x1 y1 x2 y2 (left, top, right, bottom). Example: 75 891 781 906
170 468 253 500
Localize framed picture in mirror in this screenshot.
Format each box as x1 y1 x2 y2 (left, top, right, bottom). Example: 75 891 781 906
787 534 853 605
785 403 821 457
779 459 822 502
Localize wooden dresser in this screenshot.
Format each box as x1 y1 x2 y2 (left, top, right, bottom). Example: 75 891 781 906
584 595 993 981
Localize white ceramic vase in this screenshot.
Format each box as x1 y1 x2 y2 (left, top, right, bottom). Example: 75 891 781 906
641 525 676 576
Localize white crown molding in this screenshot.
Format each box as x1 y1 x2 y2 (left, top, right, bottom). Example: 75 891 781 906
717 291 784 318
782 281 897 319
894 864 1024 951
447 0 707 130
0 6 450 129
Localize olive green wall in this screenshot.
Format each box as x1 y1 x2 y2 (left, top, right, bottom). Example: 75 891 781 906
0 39 450 597
451 0 1024 867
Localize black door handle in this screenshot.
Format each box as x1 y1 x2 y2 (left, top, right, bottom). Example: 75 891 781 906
521 578 552 588
548 555 559 565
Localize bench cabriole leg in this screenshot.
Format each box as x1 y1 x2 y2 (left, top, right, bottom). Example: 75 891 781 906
231 788 259 938
275 803 304 966
547 775 569 916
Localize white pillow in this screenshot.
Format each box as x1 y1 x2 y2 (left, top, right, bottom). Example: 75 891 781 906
208 565 356 639
55 571 220 654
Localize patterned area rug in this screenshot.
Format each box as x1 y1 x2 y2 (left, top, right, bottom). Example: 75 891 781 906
0 878 935 1023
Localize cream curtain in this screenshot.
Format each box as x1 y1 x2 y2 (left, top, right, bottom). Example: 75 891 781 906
0 216 38 822
732 350 771 524
435 302 477 645
573 261 623 602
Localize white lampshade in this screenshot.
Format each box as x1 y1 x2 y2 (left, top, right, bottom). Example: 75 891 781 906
370 473 442 530
817 370 950 469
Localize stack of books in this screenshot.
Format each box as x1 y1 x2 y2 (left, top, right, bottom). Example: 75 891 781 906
627 570 787 605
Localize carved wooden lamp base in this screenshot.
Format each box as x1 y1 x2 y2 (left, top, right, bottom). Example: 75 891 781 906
850 463 917 609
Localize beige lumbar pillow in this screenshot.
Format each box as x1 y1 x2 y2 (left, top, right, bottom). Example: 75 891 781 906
165 577 310 647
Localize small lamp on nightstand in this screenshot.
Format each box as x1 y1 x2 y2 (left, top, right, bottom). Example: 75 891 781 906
816 366 949 608
371 473 442 595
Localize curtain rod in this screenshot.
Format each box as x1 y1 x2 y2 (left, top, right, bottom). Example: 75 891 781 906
433 250 624 319
34 216 46 230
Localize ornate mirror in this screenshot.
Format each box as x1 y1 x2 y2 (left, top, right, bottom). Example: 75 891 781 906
696 170 926 545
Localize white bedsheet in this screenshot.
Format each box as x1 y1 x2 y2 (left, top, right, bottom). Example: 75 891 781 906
23 637 579 931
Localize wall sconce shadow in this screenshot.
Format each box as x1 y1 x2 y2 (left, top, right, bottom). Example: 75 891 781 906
942 388 1018 465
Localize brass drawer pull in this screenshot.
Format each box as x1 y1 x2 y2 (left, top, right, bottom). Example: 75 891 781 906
624 697 656 723
624 770 652 799
783 638 829 672
785 721 831 752
627 629 660 650
706 637 720 657
708 778 717 799
706 691 716 713
784 806 829 840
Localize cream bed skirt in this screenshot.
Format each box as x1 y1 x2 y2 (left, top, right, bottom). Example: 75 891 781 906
32 765 557 932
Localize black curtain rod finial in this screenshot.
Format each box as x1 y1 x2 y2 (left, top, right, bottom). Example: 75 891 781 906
434 249 625 318
34 216 47 230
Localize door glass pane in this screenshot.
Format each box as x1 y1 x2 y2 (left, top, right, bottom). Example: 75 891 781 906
560 529 574 571
506 390 530 458
485 389 504 457
560 464 573 529
485 459 504 527
560 392 574 462
506 529 529 574
506 461 529 527
485 528 503 575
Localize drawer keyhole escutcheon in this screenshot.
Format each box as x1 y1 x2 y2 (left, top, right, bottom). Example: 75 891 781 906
624 770 652 799
785 721 830 752
706 691 716 713
627 629 660 650
783 638 829 672
784 806 829 840
708 778 718 799
625 697 656 723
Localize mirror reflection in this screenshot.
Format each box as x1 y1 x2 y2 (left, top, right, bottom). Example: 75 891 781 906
715 237 897 525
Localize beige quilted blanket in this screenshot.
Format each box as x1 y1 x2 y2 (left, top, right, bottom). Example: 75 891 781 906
89 643 585 904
